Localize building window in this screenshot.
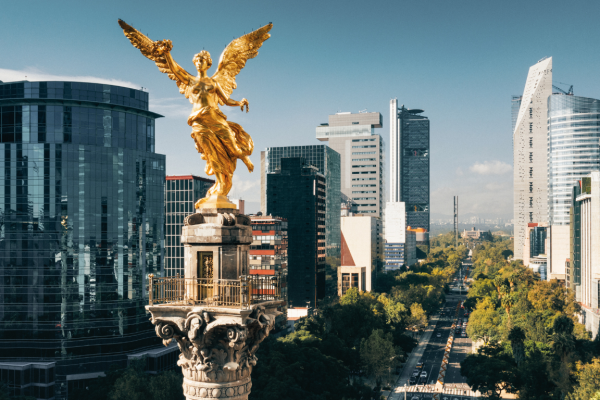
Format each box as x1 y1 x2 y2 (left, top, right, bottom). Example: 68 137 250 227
529 123 533 133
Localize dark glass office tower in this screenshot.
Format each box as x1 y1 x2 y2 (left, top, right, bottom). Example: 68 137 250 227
266 158 326 309
0 81 166 399
389 100 430 233
569 183 582 293
261 145 340 259
165 175 213 277
529 226 547 258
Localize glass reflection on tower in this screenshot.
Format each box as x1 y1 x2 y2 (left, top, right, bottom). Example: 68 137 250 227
0 81 166 399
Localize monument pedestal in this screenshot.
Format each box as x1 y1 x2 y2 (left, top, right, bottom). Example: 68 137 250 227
146 207 282 400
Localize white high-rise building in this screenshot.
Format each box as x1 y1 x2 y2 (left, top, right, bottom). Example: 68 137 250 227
316 111 384 217
513 57 553 261
384 201 417 271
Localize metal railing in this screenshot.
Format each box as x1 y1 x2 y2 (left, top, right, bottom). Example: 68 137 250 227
148 274 282 307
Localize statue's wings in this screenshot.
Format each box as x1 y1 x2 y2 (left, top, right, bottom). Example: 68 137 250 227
212 24 272 105
118 19 193 97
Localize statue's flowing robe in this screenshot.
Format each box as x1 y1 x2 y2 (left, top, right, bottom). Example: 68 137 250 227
188 106 253 191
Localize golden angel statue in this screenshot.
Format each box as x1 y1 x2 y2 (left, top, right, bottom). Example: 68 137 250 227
118 19 272 209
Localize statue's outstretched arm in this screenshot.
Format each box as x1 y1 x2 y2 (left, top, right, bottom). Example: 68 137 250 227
163 52 191 86
118 19 193 96
215 82 248 112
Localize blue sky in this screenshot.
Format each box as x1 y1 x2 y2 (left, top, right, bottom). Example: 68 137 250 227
2 0 600 218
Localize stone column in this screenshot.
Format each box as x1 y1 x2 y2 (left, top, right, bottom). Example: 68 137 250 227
146 207 282 400
147 303 280 400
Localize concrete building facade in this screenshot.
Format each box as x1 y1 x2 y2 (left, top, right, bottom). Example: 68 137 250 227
513 57 553 262
339 215 382 294
571 172 600 338
316 112 384 218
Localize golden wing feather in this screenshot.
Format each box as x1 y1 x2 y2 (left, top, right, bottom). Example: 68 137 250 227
118 19 192 97
212 23 273 105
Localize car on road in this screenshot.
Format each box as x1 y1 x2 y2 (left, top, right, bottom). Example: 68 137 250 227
411 396 420 400
412 369 420 377
436 333 442 338
416 361 424 368
409 376 417 385
419 375 428 384
461 332 467 337
420 371 427 378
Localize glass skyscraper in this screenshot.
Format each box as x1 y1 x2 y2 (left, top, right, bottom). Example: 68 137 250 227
266 157 326 308
389 100 430 233
165 175 213 277
0 81 166 399
261 145 340 259
548 94 600 226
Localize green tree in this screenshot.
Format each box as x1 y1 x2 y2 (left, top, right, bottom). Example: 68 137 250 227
377 293 408 327
516 345 556 400
508 326 525 366
408 303 428 333
148 371 185 400
359 329 396 382
460 342 517 400
110 361 150 400
251 336 368 400
567 358 600 400
466 298 501 343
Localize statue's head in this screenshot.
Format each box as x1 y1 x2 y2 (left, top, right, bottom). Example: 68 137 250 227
193 51 212 71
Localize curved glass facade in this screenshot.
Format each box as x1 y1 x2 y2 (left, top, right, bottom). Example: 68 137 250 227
0 81 165 398
548 94 600 225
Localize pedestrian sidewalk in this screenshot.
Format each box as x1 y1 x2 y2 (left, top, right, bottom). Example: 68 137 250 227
389 314 439 399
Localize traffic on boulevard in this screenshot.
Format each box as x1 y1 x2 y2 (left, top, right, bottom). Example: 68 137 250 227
390 256 480 400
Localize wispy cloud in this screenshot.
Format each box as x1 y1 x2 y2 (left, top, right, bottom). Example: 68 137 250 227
229 175 260 201
0 67 139 89
469 160 512 175
151 97 191 118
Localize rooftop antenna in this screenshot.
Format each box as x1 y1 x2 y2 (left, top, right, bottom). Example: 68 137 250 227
454 196 459 248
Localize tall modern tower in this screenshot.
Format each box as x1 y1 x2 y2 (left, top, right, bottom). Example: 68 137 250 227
547 91 600 278
513 57 552 261
266 157 326 309
0 81 166 399
316 112 384 218
389 100 430 233
261 145 340 259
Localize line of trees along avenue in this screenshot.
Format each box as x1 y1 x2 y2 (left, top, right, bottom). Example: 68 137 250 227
44 238 466 400
250 242 468 399
460 238 600 400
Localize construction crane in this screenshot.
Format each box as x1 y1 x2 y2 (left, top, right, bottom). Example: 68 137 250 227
552 83 573 95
